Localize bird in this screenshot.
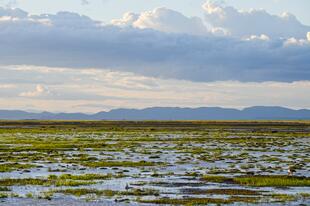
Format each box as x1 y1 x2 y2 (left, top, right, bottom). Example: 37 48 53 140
125 183 130 190
288 166 296 176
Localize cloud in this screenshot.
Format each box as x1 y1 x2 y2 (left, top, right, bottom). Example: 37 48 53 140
111 7 207 36
203 1 310 38
0 84 15 89
81 0 89 6
308 32 310 41
244 34 270 41
0 7 309 82
0 6 26 17
1 65 309 113
19 84 49 97
1 0 18 8
284 37 309 46
111 12 139 27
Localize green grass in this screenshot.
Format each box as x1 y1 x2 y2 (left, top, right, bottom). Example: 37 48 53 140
138 196 261 205
234 175 310 187
271 194 298 202
55 188 159 197
182 188 261 195
26 193 33 198
202 175 310 187
138 198 230 205
300 193 310 198
0 178 95 187
55 188 107 197
0 193 8 198
0 163 37 172
202 175 232 183
0 187 10 191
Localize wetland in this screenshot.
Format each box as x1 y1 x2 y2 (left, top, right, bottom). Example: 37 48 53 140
0 120 309 205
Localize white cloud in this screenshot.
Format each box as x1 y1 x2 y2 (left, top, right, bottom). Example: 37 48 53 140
112 7 207 36
284 37 309 46
0 84 15 89
245 34 270 41
0 65 309 113
210 27 230 36
19 84 49 97
0 7 26 18
111 12 139 27
0 6 309 83
307 32 310 41
0 0 18 9
203 1 310 38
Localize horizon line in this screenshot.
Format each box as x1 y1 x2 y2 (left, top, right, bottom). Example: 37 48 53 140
0 105 309 115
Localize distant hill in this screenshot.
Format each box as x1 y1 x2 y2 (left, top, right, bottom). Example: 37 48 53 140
0 106 309 120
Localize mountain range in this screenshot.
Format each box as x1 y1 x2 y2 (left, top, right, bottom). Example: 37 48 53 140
0 106 309 120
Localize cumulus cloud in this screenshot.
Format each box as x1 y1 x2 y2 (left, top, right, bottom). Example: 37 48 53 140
0 7 309 82
244 34 270 41
19 84 49 97
203 1 310 38
111 7 207 36
284 37 309 46
111 12 139 27
307 32 310 41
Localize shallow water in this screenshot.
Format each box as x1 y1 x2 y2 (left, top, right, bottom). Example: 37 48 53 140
0 121 309 205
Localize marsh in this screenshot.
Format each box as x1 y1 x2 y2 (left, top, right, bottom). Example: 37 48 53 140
0 121 309 205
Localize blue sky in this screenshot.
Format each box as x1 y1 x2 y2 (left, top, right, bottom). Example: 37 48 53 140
0 0 309 112
2 0 310 25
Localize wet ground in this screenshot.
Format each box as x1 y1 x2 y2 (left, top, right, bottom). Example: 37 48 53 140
0 121 309 205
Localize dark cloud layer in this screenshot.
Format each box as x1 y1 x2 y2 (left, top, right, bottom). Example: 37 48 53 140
0 7 309 82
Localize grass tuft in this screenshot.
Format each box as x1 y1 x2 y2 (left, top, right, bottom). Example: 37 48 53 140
202 175 310 187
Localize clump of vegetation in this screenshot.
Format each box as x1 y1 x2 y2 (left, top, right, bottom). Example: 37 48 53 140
39 191 54 200
202 175 310 187
299 193 310 198
0 187 10 191
0 163 36 172
26 193 33 198
0 178 48 186
138 197 231 205
181 188 262 195
0 193 8 198
0 178 95 187
271 194 298 202
55 188 159 197
139 196 261 205
55 188 106 197
202 175 232 183
234 175 310 187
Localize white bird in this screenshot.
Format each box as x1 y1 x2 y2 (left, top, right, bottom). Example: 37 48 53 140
288 166 296 176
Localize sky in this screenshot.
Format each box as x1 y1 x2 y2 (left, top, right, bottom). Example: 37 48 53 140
1 0 310 25
0 0 309 113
